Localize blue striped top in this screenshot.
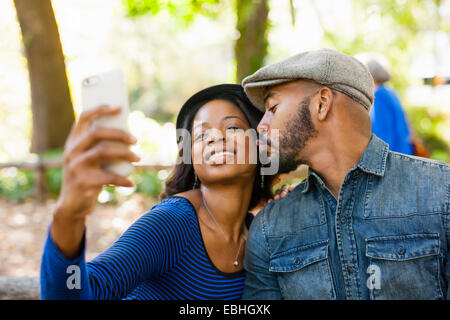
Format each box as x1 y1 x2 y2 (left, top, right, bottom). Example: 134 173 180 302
40 196 252 300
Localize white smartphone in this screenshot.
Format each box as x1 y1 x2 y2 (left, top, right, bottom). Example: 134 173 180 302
81 68 134 177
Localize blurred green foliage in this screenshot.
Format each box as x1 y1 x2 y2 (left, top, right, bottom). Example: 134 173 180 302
45 167 63 196
0 142 166 201
42 148 64 197
123 0 223 26
406 106 450 163
131 169 164 198
101 185 119 204
0 168 35 201
0 148 64 201
92 170 165 205
318 0 445 96
0 165 166 202
316 0 450 163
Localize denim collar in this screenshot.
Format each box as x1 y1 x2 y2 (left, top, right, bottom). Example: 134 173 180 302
302 135 389 193
355 135 389 176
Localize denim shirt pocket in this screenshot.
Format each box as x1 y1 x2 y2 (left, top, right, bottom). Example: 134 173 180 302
365 233 444 300
269 240 336 299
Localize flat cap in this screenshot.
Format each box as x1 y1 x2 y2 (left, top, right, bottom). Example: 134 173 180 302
242 48 375 112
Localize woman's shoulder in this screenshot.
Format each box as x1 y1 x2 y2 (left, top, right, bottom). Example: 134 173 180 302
151 194 197 215
136 193 199 232
113 195 199 270
170 189 202 211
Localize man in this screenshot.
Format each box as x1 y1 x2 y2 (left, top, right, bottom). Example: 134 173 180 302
365 57 414 155
241 48 449 300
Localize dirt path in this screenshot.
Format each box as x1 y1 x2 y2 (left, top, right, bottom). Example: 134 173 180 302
0 194 157 277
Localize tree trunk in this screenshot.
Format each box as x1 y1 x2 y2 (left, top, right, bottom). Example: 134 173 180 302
235 0 269 83
13 0 75 154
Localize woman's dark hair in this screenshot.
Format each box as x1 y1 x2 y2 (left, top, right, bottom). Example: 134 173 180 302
161 84 275 209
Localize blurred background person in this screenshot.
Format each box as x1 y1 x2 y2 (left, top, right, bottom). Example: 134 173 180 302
364 56 415 155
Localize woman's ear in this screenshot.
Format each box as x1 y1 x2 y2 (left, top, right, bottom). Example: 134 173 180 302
316 87 334 121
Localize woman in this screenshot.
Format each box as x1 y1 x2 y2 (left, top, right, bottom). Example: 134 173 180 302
40 84 281 300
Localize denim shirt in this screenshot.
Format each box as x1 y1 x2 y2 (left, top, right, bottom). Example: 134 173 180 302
243 135 450 300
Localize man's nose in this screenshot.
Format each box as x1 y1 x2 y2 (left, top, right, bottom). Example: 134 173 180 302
257 112 271 134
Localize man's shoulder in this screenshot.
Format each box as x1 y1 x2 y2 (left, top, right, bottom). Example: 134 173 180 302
376 151 449 214
386 151 449 174
258 180 307 214
253 180 323 234
385 152 449 195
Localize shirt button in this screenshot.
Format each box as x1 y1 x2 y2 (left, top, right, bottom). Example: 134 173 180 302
347 267 354 275
294 257 300 265
340 217 347 224
397 246 406 255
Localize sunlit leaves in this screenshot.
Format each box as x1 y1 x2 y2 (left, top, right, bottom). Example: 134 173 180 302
122 0 223 27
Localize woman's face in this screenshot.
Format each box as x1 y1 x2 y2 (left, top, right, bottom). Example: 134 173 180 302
191 99 258 186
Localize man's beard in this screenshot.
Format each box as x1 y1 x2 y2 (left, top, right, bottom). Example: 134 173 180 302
277 96 318 174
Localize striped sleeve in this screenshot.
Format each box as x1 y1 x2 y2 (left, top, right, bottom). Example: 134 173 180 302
40 200 193 300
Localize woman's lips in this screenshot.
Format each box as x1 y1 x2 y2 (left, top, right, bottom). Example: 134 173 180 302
205 151 235 164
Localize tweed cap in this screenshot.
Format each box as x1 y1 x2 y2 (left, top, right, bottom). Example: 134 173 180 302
242 48 375 112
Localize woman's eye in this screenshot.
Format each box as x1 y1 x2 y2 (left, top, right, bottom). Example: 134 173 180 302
270 104 278 113
226 126 243 133
194 133 206 141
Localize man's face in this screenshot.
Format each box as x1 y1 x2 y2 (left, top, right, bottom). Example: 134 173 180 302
257 80 319 174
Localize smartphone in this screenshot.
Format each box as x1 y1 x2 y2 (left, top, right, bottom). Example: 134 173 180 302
81 68 134 177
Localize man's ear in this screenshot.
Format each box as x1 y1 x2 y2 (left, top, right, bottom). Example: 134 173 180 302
316 87 334 121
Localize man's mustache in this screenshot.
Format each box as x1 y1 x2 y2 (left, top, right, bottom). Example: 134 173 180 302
258 134 276 148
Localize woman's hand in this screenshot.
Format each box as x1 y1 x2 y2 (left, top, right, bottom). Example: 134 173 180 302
249 184 296 215
51 105 140 258
269 184 296 203
56 105 140 219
